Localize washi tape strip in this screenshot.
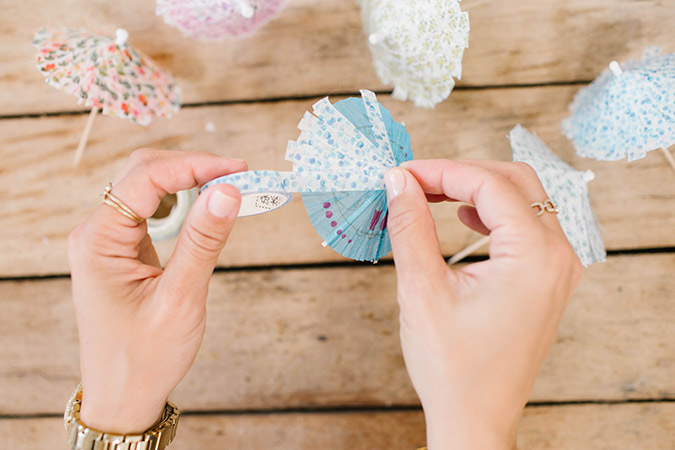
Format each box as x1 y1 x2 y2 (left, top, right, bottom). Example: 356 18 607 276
200 167 387 217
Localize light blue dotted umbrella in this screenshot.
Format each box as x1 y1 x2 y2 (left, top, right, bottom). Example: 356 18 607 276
203 90 413 262
449 126 607 267
511 125 606 267
562 47 675 172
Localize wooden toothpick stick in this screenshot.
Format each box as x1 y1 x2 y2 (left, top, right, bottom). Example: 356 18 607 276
73 106 99 166
660 147 675 174
447 235 490 265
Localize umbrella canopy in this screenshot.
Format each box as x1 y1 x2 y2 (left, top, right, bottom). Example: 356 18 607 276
510 125 606 267
156 0 287 41
33 27 181 125
357 0 470 108
562 47 675 162
203 90 413 262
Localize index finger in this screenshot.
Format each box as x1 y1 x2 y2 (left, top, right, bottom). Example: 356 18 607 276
80 149 247 261
401 159 542 237
107 149 247 223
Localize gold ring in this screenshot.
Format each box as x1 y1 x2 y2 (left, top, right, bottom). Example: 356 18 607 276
530 199 559 216
101 182 144 223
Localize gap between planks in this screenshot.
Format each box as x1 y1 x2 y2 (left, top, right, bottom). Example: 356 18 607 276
0 80 593 121
2 403 674 450
1 246 674 283
3 397 675 421
2 253 673 414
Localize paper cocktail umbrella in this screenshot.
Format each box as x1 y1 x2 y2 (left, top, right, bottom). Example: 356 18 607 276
357 0 470 108
202 90 413 262
510 125 606 266
562 47 675 173
156 0 287 41
449 125 606 267
33 28 181 165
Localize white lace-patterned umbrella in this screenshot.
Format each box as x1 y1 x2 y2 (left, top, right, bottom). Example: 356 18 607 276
562 47 675 173
156 0 287 41
449 126 606 267
357 0 470 108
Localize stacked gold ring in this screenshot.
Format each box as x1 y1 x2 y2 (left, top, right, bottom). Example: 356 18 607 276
101 182 144 224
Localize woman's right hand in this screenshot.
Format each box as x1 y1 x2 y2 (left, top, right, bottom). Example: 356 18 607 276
68 149 246 434
383 160 582 450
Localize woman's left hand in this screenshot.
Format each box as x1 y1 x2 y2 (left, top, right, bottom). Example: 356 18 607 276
68 149 246 434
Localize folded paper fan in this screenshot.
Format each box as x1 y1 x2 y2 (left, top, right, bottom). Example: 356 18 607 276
202 90 413 262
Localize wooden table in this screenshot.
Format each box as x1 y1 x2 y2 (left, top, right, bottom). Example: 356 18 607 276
1 1 673 448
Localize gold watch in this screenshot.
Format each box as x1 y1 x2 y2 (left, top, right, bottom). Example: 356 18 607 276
64 384 179 450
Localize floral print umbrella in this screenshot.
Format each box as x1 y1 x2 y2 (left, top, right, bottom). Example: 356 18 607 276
562 47 675 173
33 27 181 165
156 0 288 41
357 0 470 108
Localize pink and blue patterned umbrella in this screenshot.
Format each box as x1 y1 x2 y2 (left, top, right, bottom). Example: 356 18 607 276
202 90 413 262
156 0 288 41
562 47 675 171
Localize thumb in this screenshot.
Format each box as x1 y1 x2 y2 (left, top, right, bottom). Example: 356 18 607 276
384 168 448 288
164 184 241 293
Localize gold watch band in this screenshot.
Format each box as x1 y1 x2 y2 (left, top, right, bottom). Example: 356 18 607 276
64 384 179 450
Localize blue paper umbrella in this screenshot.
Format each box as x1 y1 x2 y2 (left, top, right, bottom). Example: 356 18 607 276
510 125 606 266
299 91 412 262
562 47 675 168
202 90 412 262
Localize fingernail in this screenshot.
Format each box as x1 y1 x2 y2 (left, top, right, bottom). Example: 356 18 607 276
385 168 406 199
208 190 238 218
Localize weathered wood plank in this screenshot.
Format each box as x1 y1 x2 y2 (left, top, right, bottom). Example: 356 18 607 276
2 254 673 415
3 403 674 450
2 87 674 276
1 0 673 114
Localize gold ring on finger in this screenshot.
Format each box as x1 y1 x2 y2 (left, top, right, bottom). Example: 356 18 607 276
101 182 144 224
530 199 559 216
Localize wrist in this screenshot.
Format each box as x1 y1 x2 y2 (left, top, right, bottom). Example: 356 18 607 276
65 384 180 450
424 406 517 450
79 388 167 434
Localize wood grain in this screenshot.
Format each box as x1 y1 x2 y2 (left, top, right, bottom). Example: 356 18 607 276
2 87 674 276
2 254 673 415
2 1 673 446
2 402 674 450
1 0 673 115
